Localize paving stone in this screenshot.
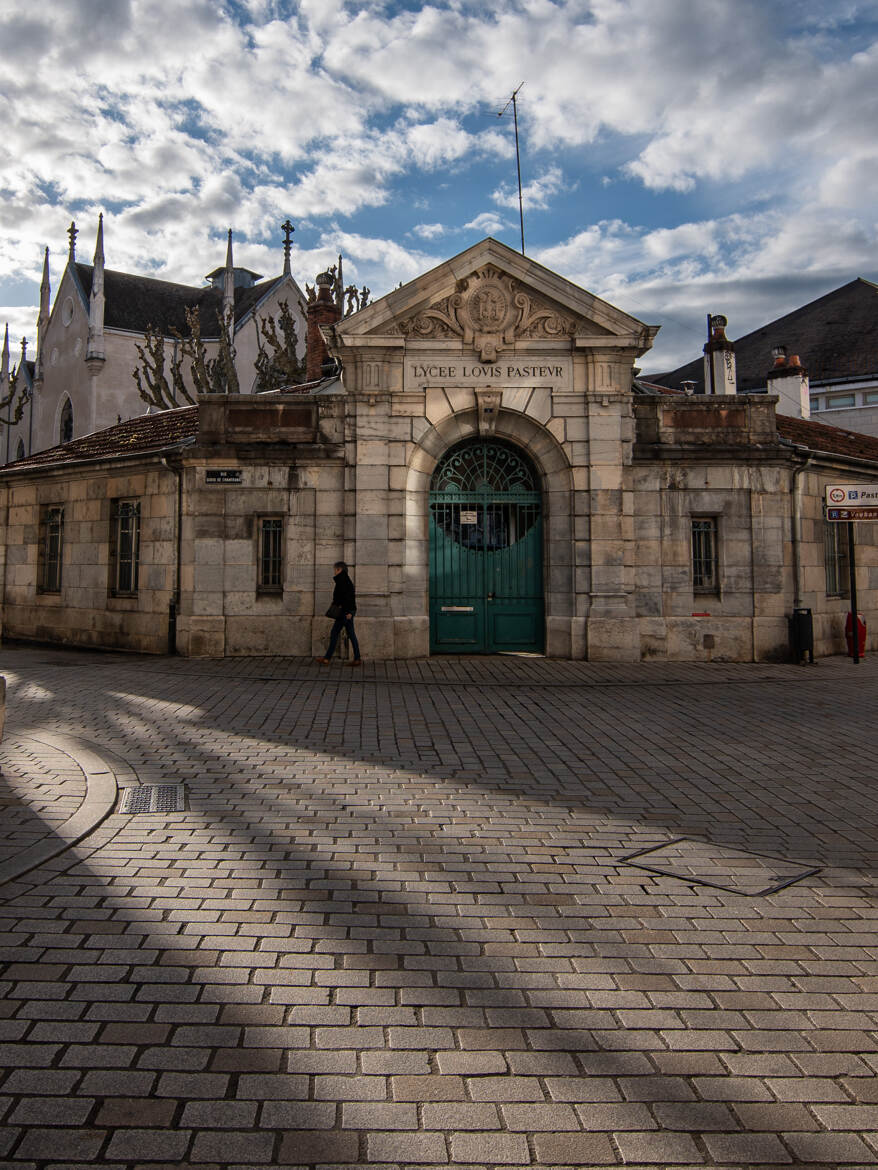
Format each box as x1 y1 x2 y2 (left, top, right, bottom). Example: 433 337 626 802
368 1130 448 1162
702 1132 792 1163
652 1102 738 1130
422 1103 499 1130
435 1051 507 1076
278 1129 359 1163
732 1102 821 1131
450 1132 531 1165
392 1076 465 1101
499 1103 580 1130
784 1130 876 1162
9 1098 95 1126
261 1101 336 1128
105 1128 192 1160
614 1131 703 1164
181 1100 258 1127
15 1128 107 1161
531 1132 617 1165
189 1130 274 1163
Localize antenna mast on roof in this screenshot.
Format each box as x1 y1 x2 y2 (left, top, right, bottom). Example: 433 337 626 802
498 83 526 256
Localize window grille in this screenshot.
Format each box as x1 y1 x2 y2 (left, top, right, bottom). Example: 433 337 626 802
824 521 850 597
691 517 718 592
39 506 64 593
112 500 141 595
258 516 284 591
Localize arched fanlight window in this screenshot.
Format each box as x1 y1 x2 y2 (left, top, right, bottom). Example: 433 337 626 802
60 398 73 444
15 438 24 461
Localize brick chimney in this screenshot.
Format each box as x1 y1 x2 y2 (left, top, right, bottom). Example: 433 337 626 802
306 270 342 382
702 314 737 395
766 345 810 419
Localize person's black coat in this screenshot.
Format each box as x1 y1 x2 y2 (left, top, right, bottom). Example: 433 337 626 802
332 570 356 615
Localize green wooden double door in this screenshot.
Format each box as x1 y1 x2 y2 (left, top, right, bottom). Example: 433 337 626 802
429 440 544 654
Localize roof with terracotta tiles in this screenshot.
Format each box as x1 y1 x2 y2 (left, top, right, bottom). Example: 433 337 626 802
777 413 878 463
1 406 198 473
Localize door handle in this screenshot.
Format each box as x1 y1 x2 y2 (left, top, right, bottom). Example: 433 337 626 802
487 593 494 601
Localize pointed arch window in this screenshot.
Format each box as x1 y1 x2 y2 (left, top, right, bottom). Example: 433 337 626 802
60 398 73 444
15 438 24 461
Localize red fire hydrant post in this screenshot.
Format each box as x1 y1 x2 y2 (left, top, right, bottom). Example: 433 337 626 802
845 611 867 659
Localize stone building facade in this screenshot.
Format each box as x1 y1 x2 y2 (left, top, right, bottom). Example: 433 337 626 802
1 238 877 662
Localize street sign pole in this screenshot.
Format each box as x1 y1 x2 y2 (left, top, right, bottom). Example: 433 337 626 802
848 521 859 664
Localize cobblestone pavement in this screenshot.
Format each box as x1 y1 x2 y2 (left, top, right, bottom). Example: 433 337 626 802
1 645 878 1168
0 735 87 869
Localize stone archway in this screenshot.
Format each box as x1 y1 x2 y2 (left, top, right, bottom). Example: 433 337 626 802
403 407 578 658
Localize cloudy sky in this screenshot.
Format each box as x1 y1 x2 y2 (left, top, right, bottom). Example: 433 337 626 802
2 0 878 372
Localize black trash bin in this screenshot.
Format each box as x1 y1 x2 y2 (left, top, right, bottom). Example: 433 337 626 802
789 607 814 664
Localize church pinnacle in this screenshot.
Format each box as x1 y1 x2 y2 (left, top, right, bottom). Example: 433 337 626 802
281 219 294 276
86 214 106 370
223 228 235 346
35 247 50 383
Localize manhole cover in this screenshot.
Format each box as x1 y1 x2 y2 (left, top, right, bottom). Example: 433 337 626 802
119 785 186 814
620 837 820 896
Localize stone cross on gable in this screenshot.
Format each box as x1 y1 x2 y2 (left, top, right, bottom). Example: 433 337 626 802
281 219 294 275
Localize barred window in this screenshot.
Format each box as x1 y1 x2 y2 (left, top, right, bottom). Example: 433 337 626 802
111 500 141 595
691 517 718 592
38 505 64 593
257 516 284 592
824 521 850 597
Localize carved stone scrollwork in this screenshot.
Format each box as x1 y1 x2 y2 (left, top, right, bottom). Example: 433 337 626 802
475 387 502 436
390 265 577 362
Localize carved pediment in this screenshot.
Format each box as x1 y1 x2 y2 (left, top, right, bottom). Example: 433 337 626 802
388 265 579 362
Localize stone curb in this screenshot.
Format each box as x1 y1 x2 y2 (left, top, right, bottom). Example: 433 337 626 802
0 730 120 888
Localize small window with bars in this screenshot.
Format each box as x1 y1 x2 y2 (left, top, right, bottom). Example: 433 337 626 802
38 505 64 593
691 517 719 593
257 515 284 592
824 520 850 598
111 499 141 596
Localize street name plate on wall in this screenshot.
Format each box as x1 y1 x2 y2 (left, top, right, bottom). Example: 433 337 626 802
205 469 242 485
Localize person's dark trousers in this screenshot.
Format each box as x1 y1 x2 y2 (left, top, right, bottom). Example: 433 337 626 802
325 616 361 660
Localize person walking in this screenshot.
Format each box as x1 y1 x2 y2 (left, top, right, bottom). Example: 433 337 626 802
316 561 362 666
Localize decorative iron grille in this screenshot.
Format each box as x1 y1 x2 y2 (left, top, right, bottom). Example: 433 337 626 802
432 440 537 494
113 500 141 595
39 506 64 593
258 516 284 590
691 517 718 592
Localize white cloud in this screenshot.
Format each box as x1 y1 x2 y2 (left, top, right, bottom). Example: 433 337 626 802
412 223 446 239
535 202 878 371
492 166 565 211
465 211 509 235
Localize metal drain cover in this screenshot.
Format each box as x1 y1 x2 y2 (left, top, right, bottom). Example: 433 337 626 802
620 837 820 896
119 784 186 814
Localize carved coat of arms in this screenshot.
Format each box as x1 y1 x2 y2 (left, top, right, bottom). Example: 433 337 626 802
391 265 577 362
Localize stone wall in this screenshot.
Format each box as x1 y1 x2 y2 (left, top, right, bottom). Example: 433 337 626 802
631 396 878 661
0 461 178 654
